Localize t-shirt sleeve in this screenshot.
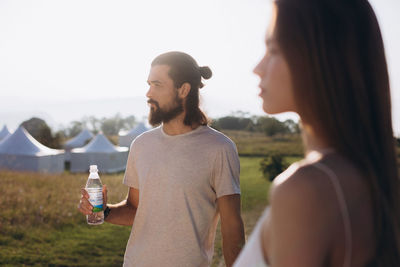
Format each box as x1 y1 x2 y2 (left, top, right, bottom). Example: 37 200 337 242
212 141 241 198
123 142 139 189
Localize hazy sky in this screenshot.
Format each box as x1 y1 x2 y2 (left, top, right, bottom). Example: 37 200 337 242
0 0 399 135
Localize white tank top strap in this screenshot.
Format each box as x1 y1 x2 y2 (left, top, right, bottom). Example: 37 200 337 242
313 162 352 267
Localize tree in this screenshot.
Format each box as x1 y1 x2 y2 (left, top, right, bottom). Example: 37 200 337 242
210 114 300 135
20 117 62 148
62 114 137 138
123 115 136 130
212 116 254 131
210 119 221 131
259 153 289 181
283 119 300 134
101 114 122 136
100 113 135 136
68 121 84 137
256 117 290 136
87 116 101 134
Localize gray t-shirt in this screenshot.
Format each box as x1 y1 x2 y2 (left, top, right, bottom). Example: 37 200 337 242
122 125 240 267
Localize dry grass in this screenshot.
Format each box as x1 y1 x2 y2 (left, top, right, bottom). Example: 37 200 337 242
222 130 304 156
0 171 127 231
0 156 272 266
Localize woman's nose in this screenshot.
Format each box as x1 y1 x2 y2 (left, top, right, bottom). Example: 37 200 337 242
253 56 266 77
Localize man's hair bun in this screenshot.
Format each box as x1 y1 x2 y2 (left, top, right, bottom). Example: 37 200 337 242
199 66 212 79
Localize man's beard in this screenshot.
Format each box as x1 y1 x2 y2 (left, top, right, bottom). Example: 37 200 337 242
148 94 184 126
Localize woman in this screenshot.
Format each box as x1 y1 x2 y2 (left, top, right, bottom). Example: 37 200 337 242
234 0 400 266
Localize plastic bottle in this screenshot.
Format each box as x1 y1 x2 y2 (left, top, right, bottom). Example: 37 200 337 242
85 165 104 225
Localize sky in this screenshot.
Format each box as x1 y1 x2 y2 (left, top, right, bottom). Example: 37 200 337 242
0 0 399 135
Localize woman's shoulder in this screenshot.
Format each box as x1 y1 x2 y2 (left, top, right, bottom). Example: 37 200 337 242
267 153 374 263
272 158 332 192
271 152 359 199
263 159 345 265
269 157 343 218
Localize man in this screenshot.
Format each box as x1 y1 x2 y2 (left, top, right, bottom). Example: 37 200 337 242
78 51 245 267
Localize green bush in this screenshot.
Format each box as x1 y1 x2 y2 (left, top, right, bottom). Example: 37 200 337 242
259 153 290 181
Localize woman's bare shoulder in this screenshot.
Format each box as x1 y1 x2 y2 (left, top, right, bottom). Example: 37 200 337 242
264 162 342 265
268 160 345 234
270 161 339 208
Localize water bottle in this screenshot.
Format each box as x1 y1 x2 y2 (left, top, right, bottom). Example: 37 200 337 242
85 165 104 225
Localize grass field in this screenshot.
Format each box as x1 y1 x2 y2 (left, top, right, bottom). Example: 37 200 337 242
0 171 131 267
2 140 398 266
1 156 303 267
2 129 396 266
221 130 304 157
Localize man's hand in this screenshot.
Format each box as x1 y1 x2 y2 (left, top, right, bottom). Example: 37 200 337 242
78 185 108 215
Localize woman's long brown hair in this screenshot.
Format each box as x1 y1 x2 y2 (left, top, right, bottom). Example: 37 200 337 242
274 0 400 265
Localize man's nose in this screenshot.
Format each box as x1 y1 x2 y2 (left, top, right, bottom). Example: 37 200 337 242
146 87 152 98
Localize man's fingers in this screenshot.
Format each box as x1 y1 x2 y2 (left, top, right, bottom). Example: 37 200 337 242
81 188 89 198
78 200 93 215
78 195 93 215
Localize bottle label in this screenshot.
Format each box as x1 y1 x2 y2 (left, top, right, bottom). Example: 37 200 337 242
86 188 103 212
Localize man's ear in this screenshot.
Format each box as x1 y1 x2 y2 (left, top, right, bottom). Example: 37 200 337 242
178 82 191 99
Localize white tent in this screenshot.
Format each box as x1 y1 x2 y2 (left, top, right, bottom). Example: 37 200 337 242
64 129 93 150
0 125 11 142
64 129 94 161
119 122 149 147
0 126 64 173
70 133 128 173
